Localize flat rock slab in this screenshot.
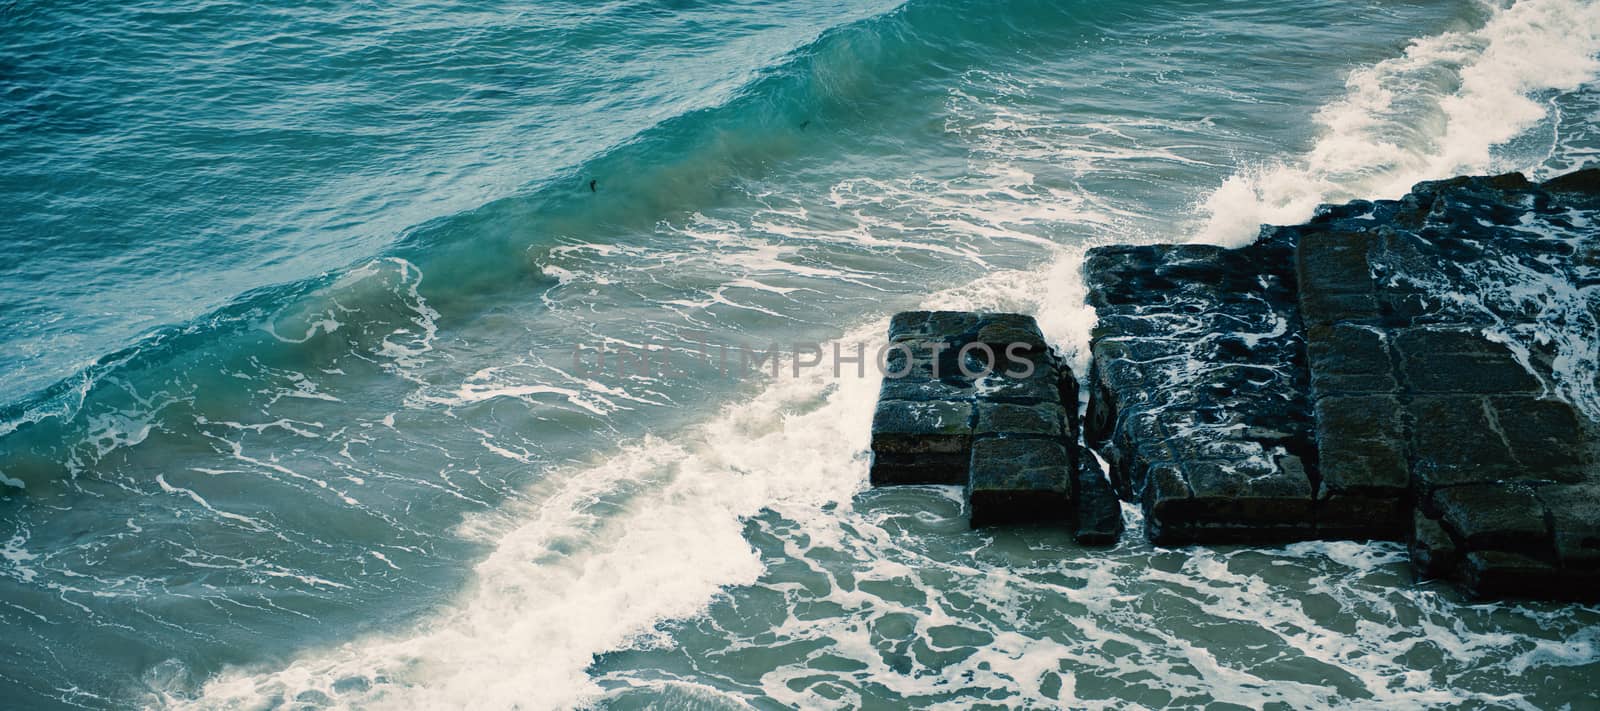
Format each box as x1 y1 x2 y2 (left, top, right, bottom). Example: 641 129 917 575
1082 168 1600 599
870 311 1100 536
1082 232 1319 545
1293 170 1600 598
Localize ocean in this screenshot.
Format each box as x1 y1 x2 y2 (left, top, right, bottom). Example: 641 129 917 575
2 0 1599 707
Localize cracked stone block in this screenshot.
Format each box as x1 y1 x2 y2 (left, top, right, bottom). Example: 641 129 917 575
869 399 973 486
1394 328 1544 394
873 311 1091 535
1305 322 1395 394
967 437 1073 528
1084 232 1318 545
1077 169 1600 597
1408 396 1519 491
1488 396 1593 475
975 402 1064 439
1431 482 1551 555
1314 395 1407 494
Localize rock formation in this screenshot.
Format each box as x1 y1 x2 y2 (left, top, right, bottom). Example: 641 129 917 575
1083 169 1600 599
869 311 1122 543
867 168 1600 600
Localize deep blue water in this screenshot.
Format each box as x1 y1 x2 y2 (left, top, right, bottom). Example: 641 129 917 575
3 0 1599 707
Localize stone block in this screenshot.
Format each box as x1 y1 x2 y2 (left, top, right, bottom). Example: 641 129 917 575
878 375 975 403
1394 328 1543 394
888 311 980 344
967 437 1073 527
1305 323 1395 394
1408 396 1518 490
1489 396 1593 474
973 365 1061 405
1431 483 1551 555
1458 551 1584 600
1298 289 1380 328
1145 459 1316 545
1295 230 1377 295
868 452 971 487
869 399 973 486
1318 494 1409 540
1535 484 1600 568
974 401 1063 439
973 313 1048 358
1314 395 1408 495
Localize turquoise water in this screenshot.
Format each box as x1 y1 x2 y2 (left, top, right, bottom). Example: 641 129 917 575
2 0 1599 707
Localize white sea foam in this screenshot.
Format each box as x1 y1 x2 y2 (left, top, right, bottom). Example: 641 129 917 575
1194 0 1600 246
176 240 1097 709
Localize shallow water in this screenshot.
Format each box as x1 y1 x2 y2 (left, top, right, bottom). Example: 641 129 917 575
2 0 1599 708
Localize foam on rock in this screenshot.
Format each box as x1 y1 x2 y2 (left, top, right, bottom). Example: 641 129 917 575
1081 168 1600 599
1081 233 1318 544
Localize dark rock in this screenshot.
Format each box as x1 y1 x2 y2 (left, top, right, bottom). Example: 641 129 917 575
1459 551 1564 599
869 399 973 486
973 363 1062 405
1488 396 1594 474
1394 328 1543 394
1073 446 1122 545
1541 167 1600 196
1304 323 1395 394
1407 396 1519 491
871 311 1087 532
967 437 1073 527
1081 169 1600 598
1431 482 1551 555
1084 231 1318 544
1409 510 1457 579
888 311 980 344
1534 484 1600 568
975 402 1063 439
1311 395 1409 538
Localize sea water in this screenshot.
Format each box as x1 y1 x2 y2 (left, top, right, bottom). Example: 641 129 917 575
2 0 1599 707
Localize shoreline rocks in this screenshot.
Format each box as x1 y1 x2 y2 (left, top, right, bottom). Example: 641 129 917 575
868 311 1121 543
867 167 1600 600
1082 168 1600 599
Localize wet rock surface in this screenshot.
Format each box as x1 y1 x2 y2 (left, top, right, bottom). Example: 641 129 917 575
869 311 1121 538
1081 232 1318 544
1081 169 1600 599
